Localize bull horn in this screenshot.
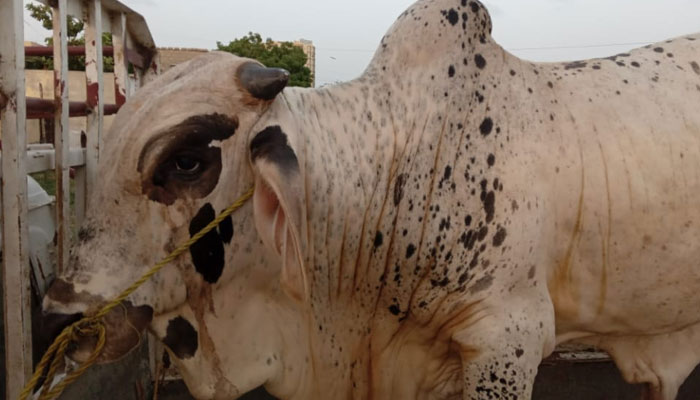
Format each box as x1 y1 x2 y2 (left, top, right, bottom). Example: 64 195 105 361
238 62 290 101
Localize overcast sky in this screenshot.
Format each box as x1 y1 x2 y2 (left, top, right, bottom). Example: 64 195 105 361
23 0 700 86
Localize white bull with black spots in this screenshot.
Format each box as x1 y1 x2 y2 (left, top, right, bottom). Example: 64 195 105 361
41 0 700 399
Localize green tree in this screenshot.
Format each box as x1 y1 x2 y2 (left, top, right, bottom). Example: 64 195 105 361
25 2 114 71
217 33 313 88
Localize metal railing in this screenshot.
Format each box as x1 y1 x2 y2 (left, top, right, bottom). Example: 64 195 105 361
0 0 159 398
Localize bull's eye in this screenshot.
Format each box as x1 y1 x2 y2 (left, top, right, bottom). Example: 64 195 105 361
148 139 222 204
142 114 235 204
175 155 201 173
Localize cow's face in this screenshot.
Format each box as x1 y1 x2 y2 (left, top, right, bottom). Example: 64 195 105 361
42 53 307 391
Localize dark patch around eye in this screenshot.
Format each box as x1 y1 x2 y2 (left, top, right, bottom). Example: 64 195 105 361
162 316 198 359
250 126 299 174
140 113 238 205
139 113 238 173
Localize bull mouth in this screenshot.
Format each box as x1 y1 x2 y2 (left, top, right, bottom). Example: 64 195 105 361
67 301 154 364
43 280 154 364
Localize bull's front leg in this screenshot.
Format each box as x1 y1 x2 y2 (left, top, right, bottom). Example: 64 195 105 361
452 299 555 400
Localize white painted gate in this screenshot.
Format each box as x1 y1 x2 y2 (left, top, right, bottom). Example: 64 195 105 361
0 1 159 398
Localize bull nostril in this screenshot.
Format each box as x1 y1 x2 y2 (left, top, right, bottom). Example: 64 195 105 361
42 312 83 342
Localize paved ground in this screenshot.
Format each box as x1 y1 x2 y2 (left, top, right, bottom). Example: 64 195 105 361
158 361 700 400
159 381 275 400
5 334 700 399
7 355 700 399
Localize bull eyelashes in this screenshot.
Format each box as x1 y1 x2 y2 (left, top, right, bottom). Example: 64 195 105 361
174 154 202 174
238 62 290 100
169 151 207 181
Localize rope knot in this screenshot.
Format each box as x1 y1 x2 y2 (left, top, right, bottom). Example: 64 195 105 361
70 318 103 340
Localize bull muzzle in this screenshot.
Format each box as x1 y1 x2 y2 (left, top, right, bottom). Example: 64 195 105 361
41 279 154 363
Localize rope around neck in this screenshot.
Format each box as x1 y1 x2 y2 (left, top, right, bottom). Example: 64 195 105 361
19 187 255 400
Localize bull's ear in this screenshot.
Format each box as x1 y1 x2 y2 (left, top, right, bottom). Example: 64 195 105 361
250 125 307 301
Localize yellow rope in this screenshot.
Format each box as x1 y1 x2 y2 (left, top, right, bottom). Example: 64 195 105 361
19 187 255 400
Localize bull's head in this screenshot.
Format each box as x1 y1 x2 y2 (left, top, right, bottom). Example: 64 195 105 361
42 52 309 398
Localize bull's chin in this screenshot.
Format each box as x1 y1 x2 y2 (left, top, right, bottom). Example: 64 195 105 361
68 302 154 364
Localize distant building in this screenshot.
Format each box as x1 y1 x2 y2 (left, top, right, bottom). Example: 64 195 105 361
294 39 316 87
271 39 316 87
159 47 209 72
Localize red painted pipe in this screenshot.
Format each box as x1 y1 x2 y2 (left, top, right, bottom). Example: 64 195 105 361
25 46 146 69
26 97 120 119
25 46 115 57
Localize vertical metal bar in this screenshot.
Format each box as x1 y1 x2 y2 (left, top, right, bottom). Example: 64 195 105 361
110 12 129 107
148 333 159 378
134 66 144 89
142 52 161 86
0 0 33 397
74 166 87 226
84 0 104 205
53 0 70 274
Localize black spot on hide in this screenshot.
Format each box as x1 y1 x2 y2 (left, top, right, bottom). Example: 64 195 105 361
374 231 384 248
691 61 700 75
487 154 495 167
406 244 417 259
470 1 480 13
565 61 587 70
163 316 198 359
189 203 227 283
480 117 493 136
493 227 507 246
394 173 408 206
446 9 459 26
475 54 487 69
250 126 299 174
219 214 234 244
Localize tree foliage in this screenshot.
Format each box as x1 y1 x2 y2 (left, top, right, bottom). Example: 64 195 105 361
25 2 114 71
217 33 313 88
26 2 83 39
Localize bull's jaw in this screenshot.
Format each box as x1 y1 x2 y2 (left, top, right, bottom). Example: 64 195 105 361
150 290 314 400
